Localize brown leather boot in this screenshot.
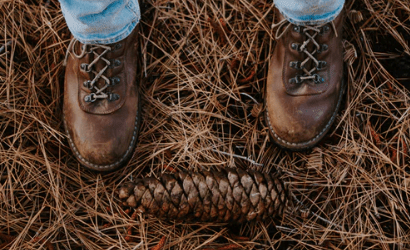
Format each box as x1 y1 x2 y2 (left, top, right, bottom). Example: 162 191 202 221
63 28 141 171
265 9 345 151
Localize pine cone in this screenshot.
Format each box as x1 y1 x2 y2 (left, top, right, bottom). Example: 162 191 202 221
118 168 288 223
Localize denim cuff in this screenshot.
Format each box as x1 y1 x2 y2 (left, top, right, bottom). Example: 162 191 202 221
74 20 139 45
276 2 344 26
68 0 141 45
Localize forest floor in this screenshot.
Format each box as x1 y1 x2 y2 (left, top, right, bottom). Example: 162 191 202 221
1 0 410 249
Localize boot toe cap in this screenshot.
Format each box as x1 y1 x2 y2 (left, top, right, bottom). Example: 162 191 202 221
265 98 340 151
64 114 139 171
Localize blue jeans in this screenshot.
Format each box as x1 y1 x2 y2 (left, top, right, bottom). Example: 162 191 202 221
59 0 141 44
274 0 345 25
59 0 344 45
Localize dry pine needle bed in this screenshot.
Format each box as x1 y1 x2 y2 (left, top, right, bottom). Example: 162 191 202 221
1 0 410 249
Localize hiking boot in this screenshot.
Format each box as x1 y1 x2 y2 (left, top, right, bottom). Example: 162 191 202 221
265 9 345 150
63 28 141 171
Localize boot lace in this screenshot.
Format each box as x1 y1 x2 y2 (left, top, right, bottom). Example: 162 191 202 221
273 19 338 84
64 38 121 103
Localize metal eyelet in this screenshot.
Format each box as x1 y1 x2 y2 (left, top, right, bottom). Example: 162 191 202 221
316 61 327 70
291 43 299 51
293 26 301 33
320 25 330 35
84 93 97 103
113 43 122 50
108 93 120 102
80 63 91 72
318 44 328 53
83 80 93 89
110 59 121 68
289 75 302 84
290 61 302 70
314 74 325 84
109 76 120 86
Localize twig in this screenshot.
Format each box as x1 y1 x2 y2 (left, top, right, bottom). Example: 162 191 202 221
237 70 256 83
150 236 166 250
368 120 381 145
208 17 228 44
125 210 139 242
164 164 177 173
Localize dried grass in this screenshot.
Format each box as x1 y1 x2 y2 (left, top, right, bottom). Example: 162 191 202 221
1 0 410 249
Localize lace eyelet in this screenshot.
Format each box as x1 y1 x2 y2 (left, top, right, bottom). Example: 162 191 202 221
318 44 328 53
320 25 330 35
293 26 301 33
108 93 120 102
83 80 93 89
84 93 97 103
291 43 299 51
109 76 120 86
110 59 121 68
113 43 122 50
314 74 325 84
295 75 302 83
317 61 327 70
80 63 91 72
289 75 302 84
290 61 302 70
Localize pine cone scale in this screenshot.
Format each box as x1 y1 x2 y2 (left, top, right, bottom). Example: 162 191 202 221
119 168 287 223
